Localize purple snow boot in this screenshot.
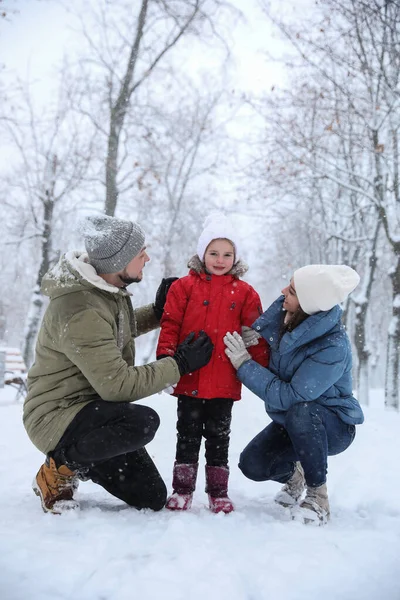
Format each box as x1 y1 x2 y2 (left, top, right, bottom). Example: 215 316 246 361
165 462 198 511
205 465 234 514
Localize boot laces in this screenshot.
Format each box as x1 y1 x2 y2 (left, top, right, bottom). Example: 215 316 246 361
48 467 76 494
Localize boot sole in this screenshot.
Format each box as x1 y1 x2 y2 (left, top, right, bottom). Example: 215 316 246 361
209 506 234 514
165 498 193 511
208 495 234 514
290 504 329 526
275 498 297 508
274 488 305 508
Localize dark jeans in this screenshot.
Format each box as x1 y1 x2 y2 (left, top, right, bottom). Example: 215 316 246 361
239 402 356 487
175 396 234 467
52 399 167 511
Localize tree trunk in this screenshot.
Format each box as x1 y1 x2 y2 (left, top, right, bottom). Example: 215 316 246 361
385 254 400 410
105 122 120 216
104 0 148 216
353 220 380 405
23 282 45 370
23 161 56 367
354 305 370 406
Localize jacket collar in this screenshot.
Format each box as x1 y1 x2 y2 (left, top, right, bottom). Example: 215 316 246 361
65 251 130 295
253 296 343 354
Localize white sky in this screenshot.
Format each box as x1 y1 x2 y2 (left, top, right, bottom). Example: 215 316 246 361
0 0 291 95
0 0 313 273
1 1 69 75
0 0 314 241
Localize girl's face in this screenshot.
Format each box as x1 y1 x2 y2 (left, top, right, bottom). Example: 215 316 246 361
281 278 300 314
204 239 235 276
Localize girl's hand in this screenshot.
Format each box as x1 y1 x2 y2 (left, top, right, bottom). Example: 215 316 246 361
158 383 177 395
241 325 261 347
224 332 251 370
164 384 177 395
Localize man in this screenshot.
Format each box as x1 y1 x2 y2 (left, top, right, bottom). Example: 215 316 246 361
23 214 213 514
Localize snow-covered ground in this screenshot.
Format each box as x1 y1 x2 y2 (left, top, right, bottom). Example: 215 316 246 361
0 386 399 600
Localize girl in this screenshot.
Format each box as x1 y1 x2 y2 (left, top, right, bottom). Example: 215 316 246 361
157 213 269 513
224 264 364 525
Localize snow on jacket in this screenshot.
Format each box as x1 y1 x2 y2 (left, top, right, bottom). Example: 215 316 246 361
156 255 269 401
23 251 180 454
236 296 364 425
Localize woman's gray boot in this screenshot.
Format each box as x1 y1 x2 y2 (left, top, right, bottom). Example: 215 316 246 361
274 462 305 507
291 483 330 525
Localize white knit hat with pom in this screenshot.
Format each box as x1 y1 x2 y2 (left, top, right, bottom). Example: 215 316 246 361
196 212 240 262
293 264 360 315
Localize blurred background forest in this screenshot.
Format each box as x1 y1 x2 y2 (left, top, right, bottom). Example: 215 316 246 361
0 0 399 410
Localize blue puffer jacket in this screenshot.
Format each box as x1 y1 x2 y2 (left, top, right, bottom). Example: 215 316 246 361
237 297 364 426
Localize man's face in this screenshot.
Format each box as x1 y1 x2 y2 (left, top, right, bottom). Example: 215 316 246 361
118 247 150 286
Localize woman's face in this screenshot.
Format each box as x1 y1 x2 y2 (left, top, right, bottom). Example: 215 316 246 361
281 278 300 314
204 239 235 275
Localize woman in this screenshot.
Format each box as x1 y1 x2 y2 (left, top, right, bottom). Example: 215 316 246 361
224 264 364 525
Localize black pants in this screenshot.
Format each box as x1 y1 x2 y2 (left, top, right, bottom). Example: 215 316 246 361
175 396 234 466
52 400 167 511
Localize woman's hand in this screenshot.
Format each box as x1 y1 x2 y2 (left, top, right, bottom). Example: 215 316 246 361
224 332 251 369
241 325 261 347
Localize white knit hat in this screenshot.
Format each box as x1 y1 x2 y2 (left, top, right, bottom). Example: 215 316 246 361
293 264 360 315
196 212 239 262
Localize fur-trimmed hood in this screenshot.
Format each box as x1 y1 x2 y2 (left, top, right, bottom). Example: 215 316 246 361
187 254 248 278
41 251 130 299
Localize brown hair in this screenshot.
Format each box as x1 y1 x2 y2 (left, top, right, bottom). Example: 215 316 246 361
279 307 310 340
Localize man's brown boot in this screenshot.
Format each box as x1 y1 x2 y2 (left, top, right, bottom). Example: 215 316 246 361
33 457 79 514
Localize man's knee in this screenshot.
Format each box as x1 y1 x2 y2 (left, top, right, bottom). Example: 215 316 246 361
126 404 160 445
124 478 167 511
144 480 167 511
143 406 160 443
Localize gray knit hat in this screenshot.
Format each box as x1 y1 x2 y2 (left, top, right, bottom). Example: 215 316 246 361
83 215 145 274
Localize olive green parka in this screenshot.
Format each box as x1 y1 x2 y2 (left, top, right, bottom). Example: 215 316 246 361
23 251 180 454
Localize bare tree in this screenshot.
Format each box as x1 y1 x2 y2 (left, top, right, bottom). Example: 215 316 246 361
253 0 400 408
0 78 95 366
65 0 237 217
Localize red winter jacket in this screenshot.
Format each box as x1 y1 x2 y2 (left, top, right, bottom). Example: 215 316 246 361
157 257 270 400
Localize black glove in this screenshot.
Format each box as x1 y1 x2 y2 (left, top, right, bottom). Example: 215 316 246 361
154 277 179 320
173 331 214 376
